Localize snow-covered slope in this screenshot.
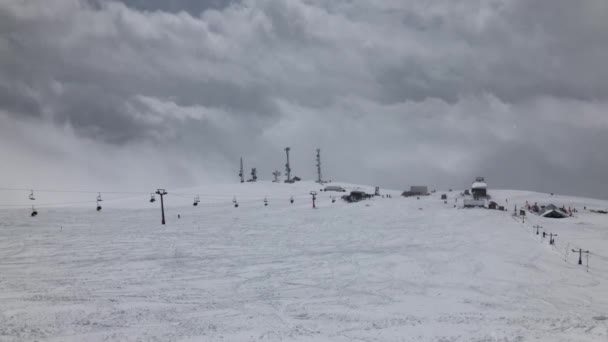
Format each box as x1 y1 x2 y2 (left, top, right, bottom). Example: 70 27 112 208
1 181 607 341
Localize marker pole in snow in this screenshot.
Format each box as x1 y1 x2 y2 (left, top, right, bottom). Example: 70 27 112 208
310 191 317 209
156 189 168 225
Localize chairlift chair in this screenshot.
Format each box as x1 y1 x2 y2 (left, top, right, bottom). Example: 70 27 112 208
264 197 268 206
97 192 103 202
31 206 38 217
233 196 239 208
150 193 156 203
29 190 35 201
290 196 294 204
96 200 102 211
193 195 200 206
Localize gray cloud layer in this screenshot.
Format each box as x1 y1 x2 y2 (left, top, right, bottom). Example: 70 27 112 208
1 0 607 198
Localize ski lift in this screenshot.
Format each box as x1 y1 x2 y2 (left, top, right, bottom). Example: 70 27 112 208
264 197 268 206
331 196 336 203
193 195 200 206
29 190 35 201
97 192 103 202
31 206 38 217
233 196 239 208
290 196 294 204
150 193 156 203
96 199 102 211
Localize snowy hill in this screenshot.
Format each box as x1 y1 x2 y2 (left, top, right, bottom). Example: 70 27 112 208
1 181 608 341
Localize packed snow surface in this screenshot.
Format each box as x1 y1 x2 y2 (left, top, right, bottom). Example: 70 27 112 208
1 181 608 341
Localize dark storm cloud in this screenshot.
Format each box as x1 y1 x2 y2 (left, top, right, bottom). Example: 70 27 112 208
115 0 239 14
52 85 144 144
0 0 607 198
480 128 608 200
365 0 608 104
0 0 279 144
0 81 41 117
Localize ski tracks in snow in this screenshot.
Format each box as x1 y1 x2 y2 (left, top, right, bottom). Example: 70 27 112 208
1 187 608 341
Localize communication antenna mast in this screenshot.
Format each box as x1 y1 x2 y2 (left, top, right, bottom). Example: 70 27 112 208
239 157 244 183
284 147 292 183
272 170 281 183
315 148 323 184
96 193 103 211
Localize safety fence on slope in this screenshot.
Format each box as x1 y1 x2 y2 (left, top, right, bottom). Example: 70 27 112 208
510 212 608 276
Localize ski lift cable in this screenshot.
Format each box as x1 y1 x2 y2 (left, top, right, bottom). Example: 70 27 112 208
0 194 304 208
0 194 147 208
1 187 315 200
0 200 99 207
170 191 312 198
169 192 309 201
0 187 151 195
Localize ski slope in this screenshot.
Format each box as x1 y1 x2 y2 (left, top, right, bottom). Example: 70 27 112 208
1 181 607 341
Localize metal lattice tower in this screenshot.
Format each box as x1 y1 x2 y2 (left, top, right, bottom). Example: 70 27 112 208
315 148 323 184
239 157 244 183
284 147 292 182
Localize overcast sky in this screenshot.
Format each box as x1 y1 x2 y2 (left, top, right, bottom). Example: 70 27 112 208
1 0 608 199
